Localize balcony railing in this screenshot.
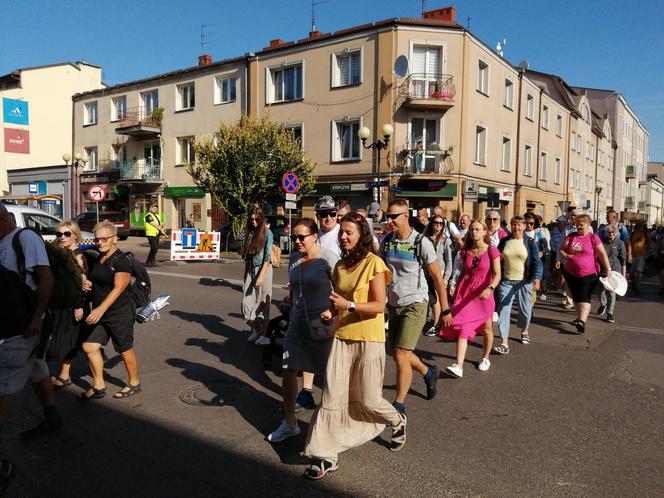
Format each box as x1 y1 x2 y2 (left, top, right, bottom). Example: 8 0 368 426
395 73 456 110
395 149 455 175
115 107 161 136
120 159 162 181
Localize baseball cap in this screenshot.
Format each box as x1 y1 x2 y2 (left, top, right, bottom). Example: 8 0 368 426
556 215 567 223
368 201 380 216
314 196 337 212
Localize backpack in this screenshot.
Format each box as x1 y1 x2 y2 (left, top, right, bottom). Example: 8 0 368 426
0 263 37 339
13 228 82 310
109 251 151 310
383 232 437 306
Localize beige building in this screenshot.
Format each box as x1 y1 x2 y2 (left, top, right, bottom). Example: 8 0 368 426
0 62 103 218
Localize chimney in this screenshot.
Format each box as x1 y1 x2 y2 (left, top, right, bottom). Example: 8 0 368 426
308 31 323 38
198 54 212 65
269 39 285 48
422 6 456 22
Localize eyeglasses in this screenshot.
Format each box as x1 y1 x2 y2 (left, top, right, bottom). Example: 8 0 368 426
525 221 535 226
290 233 315 242
94 236 115 243
471 256 480 269
432 220 444 225
249 217 259 223
317 211 337 219
386 212 407 220
55 231 73 238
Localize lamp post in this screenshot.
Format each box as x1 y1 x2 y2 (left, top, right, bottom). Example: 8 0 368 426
594 180 605 223
63 152 88 217
358 123 393 205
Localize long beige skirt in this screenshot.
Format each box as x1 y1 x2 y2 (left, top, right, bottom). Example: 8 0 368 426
303 338 401 462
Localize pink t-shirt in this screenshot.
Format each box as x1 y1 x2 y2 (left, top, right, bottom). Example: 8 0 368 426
563 233 602 277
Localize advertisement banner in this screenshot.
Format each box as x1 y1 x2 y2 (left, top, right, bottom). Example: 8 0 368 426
3 98 29 125
4 127 30 154
170 230 220 261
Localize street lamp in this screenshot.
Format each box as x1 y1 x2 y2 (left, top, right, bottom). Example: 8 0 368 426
64 152 89 217
358 123 393 204
594 180 605 223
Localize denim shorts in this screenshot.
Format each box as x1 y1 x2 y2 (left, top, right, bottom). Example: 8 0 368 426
0 335 50 396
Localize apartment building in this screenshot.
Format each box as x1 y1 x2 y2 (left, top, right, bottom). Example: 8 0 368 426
73 55 247 231
0 62 103 218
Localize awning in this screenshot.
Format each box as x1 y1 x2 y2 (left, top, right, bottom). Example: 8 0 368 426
164 186 205 198
397 183 457 198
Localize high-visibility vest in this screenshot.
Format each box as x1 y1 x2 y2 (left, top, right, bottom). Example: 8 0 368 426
144 212 161 237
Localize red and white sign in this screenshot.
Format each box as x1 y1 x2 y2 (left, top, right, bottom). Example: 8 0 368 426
4 127 30 154
499 188 514 201
170 231 221 261
88 185 107 202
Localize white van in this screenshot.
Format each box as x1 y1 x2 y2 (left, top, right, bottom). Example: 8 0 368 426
3 202 95 245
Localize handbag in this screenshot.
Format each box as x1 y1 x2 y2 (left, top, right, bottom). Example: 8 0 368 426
270 243 282 268
298 262 335 340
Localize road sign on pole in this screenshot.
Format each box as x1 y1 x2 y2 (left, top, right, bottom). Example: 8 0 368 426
282 172 300 193
88 185 106 202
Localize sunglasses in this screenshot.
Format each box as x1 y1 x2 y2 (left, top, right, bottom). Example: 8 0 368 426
55 231 73 238
486 217 499 221
318 211 337 219
249 217 259 223
432 220 444 225
386 212 407 220
471 256 480 269
525 221 535 226
94 236 115 243
290 233 315 242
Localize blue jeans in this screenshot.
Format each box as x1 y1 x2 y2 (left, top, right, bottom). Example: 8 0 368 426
496 280 533 340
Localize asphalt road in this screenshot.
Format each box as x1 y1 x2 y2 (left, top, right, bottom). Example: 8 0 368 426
4 237 663 497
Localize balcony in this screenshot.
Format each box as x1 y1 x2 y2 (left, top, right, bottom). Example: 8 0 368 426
394 149 455 177
115 107 161 138
120 159 162 181
625 165 637 180
396 73 456 110
624 196 635 209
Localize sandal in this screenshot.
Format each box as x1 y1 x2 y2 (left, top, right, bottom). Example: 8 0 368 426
390 412 407 452
521 332 531 345
493 344 510 355
52 376 72 390
113 383 142 399
303 459 338 480
77 387 106 401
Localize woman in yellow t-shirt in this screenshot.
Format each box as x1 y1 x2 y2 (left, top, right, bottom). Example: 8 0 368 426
303 213 406 480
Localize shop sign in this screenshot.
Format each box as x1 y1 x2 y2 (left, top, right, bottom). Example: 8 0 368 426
163 186 205 197
499 188 514 201
80 170 121 184
463 180 479 201
3 98 29 125
313 183 368 195
170 230 220 261
4 127 29 154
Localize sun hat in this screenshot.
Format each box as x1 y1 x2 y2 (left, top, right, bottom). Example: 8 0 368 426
599 272 627 296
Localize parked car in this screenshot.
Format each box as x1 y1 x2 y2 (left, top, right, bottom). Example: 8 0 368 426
76 211 130 240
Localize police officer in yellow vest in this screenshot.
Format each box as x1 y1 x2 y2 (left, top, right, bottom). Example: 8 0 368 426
144 204 163 267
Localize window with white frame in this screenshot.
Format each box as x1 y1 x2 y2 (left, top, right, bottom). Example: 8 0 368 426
84 102 98 125
590 143 595 161
332 119 360 161
524 145 533 176
526 94 534 120
581 103 590 123
177 136 195 164
176 83 195 110
539 152 548 181
570 168 576 188
409 118 440 173
571 131 576 151
332 49 361 87
586 141 591 159
576 134 582 154
214 76 237 104
542 105 549 130
477 59 489 95
112 144 127 168
576 170 581 189
474 125 487 165
556 115 563 137
554 157 561 184
84 146 98 171
503 79 514 109
141 90 159 115
269 64 303 103
283 124 303 148
501 137 511 172
111 96 127 121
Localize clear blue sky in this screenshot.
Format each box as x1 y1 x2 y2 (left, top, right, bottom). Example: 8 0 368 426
1 0 662 160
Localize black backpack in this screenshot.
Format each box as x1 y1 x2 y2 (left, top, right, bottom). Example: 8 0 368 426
0 263 37 339
109 251 151 310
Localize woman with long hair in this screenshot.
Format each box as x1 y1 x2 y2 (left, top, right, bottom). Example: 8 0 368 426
423 213 453 336
266 218 339 443
303 213 405 480
441 220 501 377
240 204 273 346
50 221 88 389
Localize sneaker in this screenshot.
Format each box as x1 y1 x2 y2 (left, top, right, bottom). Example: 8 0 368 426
294 390 316 412
246 330 259 342
0 460 16 496
521 332 531 345
477 358 491 371
493 344 510 355
575 320 586 333
423 325 437 337
390 412 407 452
255 335 271 346
607 313 615 323
266 419 301 443
445 363 463 378
424 365 440 400
597 305 606 316
539 293 547 301
492 312 499 322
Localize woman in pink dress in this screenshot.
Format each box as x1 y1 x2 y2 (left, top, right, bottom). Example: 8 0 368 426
440 220 501 378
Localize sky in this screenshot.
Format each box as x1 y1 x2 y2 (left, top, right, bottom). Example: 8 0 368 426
1 0 662 160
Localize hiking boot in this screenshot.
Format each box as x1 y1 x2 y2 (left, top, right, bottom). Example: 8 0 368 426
424 365 439 400
294 390 316 412
266 420 300 443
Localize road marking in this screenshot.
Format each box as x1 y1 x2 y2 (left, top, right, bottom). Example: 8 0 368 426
616 326 664 336
148 270 289 289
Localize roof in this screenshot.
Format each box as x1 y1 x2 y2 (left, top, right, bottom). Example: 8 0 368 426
0 61 101 90
524 69 579 112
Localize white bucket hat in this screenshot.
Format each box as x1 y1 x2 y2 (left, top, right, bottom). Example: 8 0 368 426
599 272 627 296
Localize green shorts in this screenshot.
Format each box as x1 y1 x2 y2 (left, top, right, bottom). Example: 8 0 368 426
388 301 428 351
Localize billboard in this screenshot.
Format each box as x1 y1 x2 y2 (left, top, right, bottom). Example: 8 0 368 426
4 127 30 154
3 98 29 125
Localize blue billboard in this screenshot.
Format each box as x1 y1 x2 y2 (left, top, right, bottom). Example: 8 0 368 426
3 98 29 125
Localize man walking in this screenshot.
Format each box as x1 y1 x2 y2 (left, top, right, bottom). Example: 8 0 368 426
315 196 341 258
144 204 163 267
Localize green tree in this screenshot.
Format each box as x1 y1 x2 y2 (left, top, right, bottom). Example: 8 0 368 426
188 115 316 236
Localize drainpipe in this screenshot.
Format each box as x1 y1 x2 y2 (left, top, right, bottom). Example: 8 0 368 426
535 86 544 193
593 131 600 221
513 69 524 217
70 97 76 218
456 32 468 217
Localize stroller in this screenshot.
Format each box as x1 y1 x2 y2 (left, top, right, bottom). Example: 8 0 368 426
261 297 290 374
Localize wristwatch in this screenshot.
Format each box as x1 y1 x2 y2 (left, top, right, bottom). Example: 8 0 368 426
441 309 451 317
347 301 356 312
488 285 495 291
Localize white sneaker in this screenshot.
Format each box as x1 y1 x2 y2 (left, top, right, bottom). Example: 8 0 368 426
478 358 491 371
446 363 463 378
246 331 259 342
255 336 271 346
267 420 301 443
492 312 499 322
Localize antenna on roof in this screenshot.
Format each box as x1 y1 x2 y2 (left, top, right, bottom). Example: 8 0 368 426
495 38 507 57
311 0 328 32
518 60 529 71
200 24 217 52
466 17 471 30
421 0 427 16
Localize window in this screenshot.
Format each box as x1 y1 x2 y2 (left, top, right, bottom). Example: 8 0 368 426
581 103 590 123
474 125 487 165
556 115 563 137
539 152 548 181
215 77 237 104
84 146 97 171
524 145 532 176
333 49 361 87
112 144 127 168
22 213 60 236
570 169 576 188
111 96 127 121
590 143 595 161
177 137 195 164
542 105 549 130
501 137 511 172
503 79 514 109
586 141 591 160
176 83 195 110
141 90 159 114
409 118 440 173
554 157 562 184
526 94 534 120
269 64 303 103
477 59 489 95
332 119 360 161
283 124 303 148
576 134 582 154
571 131 576 151
84 102 98 125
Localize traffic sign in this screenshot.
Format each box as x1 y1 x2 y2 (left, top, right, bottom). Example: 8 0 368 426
88 185 107 202
282 172 300 193
285 193 297 201
181 228 198 249
285 201 297 210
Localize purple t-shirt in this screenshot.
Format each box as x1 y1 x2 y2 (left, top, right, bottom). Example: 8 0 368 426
563 233 602 277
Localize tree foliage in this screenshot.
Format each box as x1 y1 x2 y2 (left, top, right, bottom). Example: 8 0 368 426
187 115 316 236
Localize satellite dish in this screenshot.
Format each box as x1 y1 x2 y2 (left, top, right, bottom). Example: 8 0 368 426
518 60 529 70
393 55 409 78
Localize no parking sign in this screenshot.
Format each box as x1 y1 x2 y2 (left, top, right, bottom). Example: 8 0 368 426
281 172 300 194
